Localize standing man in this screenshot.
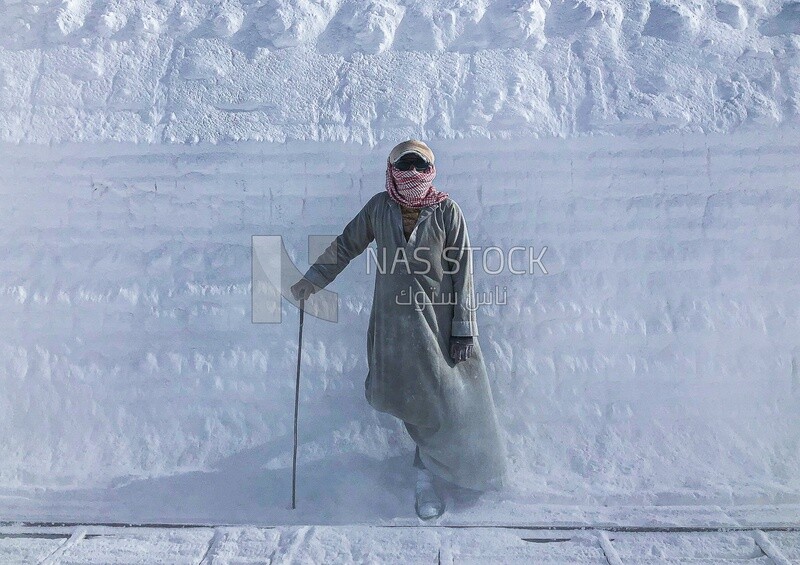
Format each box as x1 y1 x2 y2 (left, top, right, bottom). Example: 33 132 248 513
291 140 507 520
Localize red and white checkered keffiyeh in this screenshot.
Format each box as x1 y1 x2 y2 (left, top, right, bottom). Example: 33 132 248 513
385 160 449 209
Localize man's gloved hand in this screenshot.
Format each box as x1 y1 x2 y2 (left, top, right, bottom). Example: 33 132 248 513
449 336 474 363
290 278 319 301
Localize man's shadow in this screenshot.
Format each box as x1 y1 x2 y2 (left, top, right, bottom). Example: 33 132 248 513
12 436 490 525
89 438 417 525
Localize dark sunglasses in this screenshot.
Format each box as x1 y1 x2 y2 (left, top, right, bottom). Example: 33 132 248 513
393 153 430 172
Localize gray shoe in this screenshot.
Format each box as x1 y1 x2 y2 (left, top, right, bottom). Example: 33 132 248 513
415 469 445 520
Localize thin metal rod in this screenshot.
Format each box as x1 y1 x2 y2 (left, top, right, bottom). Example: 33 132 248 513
292 298 305 510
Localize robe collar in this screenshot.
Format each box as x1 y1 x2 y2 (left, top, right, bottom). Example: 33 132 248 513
386 197 441 248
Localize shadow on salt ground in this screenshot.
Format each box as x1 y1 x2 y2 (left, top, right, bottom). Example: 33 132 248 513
0 439 496 526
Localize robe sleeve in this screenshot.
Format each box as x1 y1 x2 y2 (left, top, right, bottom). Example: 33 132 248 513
302 197 375 289
444 200 479 337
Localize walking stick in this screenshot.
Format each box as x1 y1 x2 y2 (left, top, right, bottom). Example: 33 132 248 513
292 298 305 509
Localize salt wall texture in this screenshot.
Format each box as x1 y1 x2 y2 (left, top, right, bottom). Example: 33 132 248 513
1 0 799 506
0 129 798 505
1 0 800 143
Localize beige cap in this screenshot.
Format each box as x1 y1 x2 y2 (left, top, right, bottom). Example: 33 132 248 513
388 139 435 165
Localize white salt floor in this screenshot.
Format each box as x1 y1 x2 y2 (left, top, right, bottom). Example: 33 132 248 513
2 522 798 564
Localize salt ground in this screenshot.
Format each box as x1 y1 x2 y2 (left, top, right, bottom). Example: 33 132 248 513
1 521 799 564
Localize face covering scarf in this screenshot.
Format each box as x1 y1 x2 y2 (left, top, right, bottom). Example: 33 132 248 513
385 160 449 209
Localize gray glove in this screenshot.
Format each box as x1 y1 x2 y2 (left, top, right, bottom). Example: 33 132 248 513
290 278 319 301
450 336 474 363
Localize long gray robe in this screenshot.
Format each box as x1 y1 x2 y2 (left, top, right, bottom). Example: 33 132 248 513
303 191 508 492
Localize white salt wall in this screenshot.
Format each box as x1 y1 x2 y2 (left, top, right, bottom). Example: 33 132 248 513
1 0 800 143
1 0 799 520
0 127 798 510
